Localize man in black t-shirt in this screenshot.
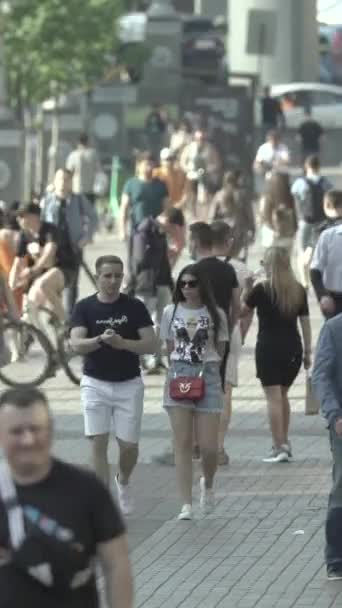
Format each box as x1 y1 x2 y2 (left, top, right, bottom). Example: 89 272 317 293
144 103 168 157
189 222 240 457
298 109 324 163
0 387 132 608
261 85 285 138
71 255 156 516
9 204 66 323
189 222 240 328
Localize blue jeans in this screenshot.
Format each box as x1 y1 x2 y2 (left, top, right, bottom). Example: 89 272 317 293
326 426 342 569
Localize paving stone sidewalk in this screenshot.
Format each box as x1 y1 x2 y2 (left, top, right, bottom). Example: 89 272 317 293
11 234 342 607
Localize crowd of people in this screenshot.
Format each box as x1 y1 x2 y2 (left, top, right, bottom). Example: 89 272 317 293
2 109 342 607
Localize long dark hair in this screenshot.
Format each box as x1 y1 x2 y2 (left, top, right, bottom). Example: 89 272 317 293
171 264 221 344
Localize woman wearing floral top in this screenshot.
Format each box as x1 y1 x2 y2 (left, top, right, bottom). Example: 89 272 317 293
160 264 228 521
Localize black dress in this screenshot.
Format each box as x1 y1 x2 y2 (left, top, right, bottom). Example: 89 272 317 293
246 282 309 387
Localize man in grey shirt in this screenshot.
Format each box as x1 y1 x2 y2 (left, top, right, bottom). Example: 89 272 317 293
312 314 342 580
41 168 98 318
291 155 332 289
310 190 342 318
66 133 100 207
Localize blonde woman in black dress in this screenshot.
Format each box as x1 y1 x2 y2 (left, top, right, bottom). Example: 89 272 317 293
242 247 312 463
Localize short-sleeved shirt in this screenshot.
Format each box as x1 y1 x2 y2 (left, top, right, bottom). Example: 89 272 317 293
66 147 99 194
255 142 290 169
16 222 58 264
145 111 167 135
246 281 309 348
0 459 125 608
71 293 153 382
311 223 342 293
160 303 228 364
196 257 239 319
291 175 332 222
123 177 168 228
261 96 282 126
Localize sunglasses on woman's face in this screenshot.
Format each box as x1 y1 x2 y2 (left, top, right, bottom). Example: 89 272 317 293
179 280 198 289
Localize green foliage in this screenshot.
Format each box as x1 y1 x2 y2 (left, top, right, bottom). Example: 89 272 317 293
3 0 125 111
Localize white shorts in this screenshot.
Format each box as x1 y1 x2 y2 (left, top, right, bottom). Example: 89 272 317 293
80 375 144 443
225 326 242 387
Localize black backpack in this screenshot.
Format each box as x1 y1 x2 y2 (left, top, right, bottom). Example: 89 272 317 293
302 178 326 224
130 218 172 296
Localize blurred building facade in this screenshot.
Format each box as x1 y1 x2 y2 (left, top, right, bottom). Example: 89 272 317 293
229 0 319 86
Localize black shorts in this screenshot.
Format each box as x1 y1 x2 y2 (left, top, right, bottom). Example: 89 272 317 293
256 343 302 388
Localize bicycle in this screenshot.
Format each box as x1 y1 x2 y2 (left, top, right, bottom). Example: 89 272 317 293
0 308 82 388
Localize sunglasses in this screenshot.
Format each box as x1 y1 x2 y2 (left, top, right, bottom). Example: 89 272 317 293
179 280 198 289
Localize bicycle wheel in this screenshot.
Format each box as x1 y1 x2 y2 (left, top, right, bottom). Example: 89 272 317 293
57 329 82 386
0 320 54 388
23 304 59 349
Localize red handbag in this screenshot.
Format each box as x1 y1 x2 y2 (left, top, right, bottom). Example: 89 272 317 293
169 374 205 401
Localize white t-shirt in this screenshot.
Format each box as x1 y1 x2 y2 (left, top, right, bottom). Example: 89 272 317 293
160 304 228 363
255 142 290 170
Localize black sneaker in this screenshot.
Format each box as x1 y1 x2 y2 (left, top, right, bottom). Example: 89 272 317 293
327 567 342 581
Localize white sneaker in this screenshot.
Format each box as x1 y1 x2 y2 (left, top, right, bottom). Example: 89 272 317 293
177 504 193 520
262 448 289 463
282 442 293 459
199 477 215 514
115 476 134 516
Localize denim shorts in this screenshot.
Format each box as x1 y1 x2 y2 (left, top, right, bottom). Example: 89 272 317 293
163 361 223 413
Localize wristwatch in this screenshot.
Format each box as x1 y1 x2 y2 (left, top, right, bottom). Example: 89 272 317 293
97 336 105 346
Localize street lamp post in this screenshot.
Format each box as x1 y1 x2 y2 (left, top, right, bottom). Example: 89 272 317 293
141 0 182 104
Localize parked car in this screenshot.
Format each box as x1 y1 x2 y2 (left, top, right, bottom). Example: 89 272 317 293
117 12 224 80
255 82 342 129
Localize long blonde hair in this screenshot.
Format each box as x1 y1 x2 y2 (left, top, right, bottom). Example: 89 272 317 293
263 247 304 316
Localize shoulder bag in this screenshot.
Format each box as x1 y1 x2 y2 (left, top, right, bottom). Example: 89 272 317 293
169 366 205 401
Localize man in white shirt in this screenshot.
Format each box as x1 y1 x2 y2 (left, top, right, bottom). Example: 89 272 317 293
66 133 101 207
254 130 290 177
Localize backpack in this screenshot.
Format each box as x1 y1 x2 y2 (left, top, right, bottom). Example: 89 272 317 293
131 218 171 296
302 178 326 224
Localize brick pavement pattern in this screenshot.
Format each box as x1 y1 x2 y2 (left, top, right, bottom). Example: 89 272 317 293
3 233 342 607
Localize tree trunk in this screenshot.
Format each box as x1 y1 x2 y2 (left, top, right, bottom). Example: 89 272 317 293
47 99 60 185
34 106 44 196
23 107 32 202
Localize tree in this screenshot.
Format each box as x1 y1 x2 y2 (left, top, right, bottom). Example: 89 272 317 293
3 0 124 115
